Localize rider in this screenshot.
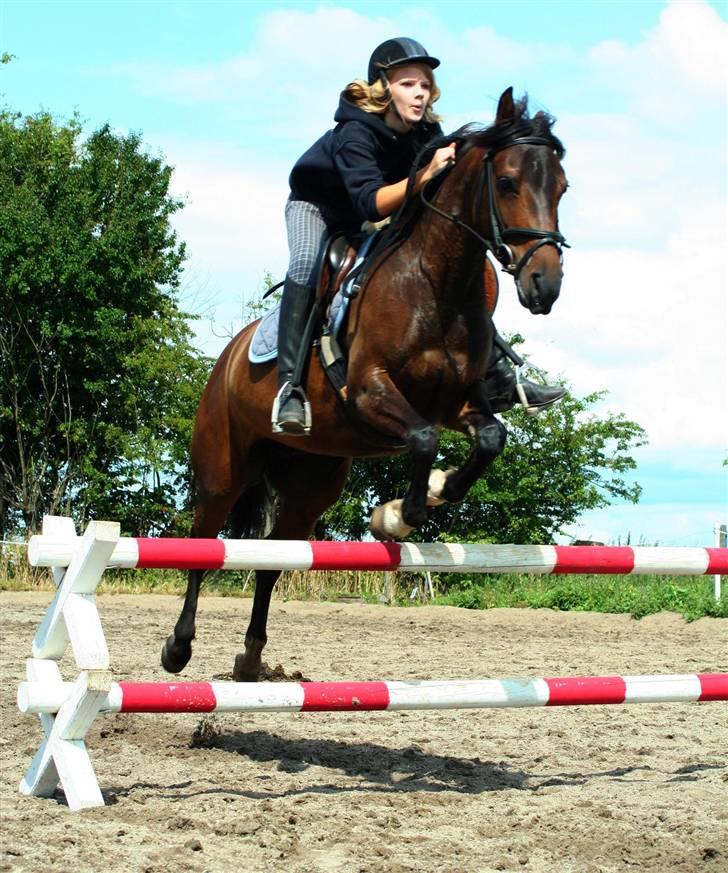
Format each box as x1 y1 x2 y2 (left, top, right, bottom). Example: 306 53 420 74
274 37 565 435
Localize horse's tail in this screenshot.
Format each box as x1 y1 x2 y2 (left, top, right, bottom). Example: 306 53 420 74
227 477 277 540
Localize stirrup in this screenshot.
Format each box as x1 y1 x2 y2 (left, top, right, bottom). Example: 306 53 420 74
272 382 312 435
514 364 564 416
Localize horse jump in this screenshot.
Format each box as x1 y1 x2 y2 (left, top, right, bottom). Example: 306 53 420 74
17 515 728 810
20 673 728 716
29 529 728 576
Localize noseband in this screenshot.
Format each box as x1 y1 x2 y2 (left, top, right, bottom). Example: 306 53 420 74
421 134 569 280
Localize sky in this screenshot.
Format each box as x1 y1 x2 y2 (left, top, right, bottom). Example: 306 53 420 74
2 0 727 546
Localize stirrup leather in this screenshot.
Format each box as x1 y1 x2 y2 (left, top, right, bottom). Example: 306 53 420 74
271 382 313 434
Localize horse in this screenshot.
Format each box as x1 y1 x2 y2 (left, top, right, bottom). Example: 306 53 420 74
161 87 569 681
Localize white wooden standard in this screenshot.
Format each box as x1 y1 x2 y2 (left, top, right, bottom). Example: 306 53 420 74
20 517 119 810
19 660 111 810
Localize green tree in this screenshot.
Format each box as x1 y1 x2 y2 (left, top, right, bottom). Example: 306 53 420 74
322 386 646 544
0 110 211 537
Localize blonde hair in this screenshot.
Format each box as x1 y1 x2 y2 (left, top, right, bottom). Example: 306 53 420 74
343 67 442 124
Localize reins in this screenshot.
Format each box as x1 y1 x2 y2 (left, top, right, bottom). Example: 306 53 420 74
420 134 569 280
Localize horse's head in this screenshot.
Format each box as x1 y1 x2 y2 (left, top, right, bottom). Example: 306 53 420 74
435 90 568 314
485 88 568 314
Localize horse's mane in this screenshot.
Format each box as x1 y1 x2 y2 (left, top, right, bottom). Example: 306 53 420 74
422 94 565 168
378 95 564 255
454 95 564 157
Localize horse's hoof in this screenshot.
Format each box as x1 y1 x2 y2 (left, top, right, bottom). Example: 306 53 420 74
233 653 260 683
161 636 192 674
370 499 415 541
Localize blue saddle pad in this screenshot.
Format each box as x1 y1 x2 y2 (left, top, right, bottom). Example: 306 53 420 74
248 234 377 364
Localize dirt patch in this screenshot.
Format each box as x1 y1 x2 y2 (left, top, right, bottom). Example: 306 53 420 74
1 591 726 872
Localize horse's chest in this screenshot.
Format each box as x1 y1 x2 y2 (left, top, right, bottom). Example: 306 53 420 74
407 348 471 385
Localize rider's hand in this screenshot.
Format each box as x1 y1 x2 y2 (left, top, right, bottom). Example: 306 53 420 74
378 142 458 217
423 142 457 183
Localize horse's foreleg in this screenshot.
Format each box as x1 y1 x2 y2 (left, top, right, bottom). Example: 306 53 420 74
233 454 352 681
438 385 507 504
352 376 438 539
399 423 440 527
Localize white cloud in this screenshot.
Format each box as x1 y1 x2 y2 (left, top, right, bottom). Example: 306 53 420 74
496 1 728 456
495 224 728 453
588 0 728 115
158 137 289 344
557 502 726 547
108 7 573 139
139 3 726 459
109 7 395 139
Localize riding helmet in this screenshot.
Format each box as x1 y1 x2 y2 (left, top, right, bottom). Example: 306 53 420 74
367 37 440 84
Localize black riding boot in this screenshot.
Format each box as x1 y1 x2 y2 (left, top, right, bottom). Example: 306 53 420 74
272 276 314 435
485 337 566 414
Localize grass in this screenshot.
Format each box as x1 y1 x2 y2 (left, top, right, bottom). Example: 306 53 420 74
2 542 725 620
435 572 728 621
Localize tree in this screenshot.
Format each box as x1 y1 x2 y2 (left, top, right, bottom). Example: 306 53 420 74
321 385 646 544
0 110 211 537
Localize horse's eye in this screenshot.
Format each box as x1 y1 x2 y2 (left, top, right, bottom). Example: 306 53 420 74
497 176 517 195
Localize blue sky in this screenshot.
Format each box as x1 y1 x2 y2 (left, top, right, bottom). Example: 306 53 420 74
2 0 726 546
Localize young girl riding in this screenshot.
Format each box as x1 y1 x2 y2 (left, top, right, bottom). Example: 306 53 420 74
274 37 564 435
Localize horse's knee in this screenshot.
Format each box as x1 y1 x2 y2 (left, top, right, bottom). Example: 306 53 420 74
407 424 438 461
476 419 507 458
440 420 506 505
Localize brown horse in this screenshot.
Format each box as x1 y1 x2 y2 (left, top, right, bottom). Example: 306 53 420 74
161 88 568 680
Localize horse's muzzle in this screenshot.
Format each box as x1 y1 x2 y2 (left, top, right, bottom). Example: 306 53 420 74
517 262 562 315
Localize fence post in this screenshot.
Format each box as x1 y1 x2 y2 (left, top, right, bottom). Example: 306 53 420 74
715 523 727 603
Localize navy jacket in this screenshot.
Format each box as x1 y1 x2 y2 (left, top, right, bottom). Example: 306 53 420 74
289 95 442 229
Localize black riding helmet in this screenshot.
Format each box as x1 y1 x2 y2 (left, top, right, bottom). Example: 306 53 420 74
367 37 440 85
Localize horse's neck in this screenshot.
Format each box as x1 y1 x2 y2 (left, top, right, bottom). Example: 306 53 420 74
403 174 486 305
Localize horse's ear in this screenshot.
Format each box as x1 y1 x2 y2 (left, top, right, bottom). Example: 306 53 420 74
496 87 515 125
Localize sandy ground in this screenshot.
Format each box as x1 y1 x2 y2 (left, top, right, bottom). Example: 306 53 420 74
0 590 726 873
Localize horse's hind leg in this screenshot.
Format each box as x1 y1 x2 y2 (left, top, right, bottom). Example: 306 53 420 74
161 489 241 674
161 567 205 673
233 454 351 681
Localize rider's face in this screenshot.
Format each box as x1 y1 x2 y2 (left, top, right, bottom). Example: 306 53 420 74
384 64 432 131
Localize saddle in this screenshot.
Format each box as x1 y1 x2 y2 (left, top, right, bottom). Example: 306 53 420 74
316 232 375 399
249 229 499 402
248 230 383 399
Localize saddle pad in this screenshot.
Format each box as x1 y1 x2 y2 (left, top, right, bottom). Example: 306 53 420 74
248 233 377 364
248 305 281 363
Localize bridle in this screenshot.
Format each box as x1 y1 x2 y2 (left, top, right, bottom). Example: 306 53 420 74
420 133 569 281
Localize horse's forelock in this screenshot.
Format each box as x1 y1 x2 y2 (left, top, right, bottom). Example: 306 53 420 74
445 95 564 159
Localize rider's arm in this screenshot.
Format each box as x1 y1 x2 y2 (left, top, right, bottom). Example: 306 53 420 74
374 165 433 218
372 144 459 218
334 126 457 222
